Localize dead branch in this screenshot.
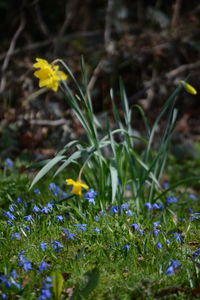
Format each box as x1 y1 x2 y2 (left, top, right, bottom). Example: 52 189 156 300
129 60 200 103
33 0 49 37
0 30 102 62
58 0 79 37
166 60 200 78
87 0 115 91
0 15 25 93
104 0 115 49
87 59 105 91
171 0 182 30
29 118 69 126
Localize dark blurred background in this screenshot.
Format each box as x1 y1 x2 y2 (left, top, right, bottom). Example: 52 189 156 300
0 0 200 160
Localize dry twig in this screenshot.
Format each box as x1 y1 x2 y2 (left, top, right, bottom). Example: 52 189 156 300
33 0 49 37
0 15 25 93
129 60 200 103
87 0 115 91
171 0 182 30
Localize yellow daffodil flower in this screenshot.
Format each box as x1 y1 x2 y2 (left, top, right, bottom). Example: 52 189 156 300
66 178 89 195
33 58 67 92
179 80 197 95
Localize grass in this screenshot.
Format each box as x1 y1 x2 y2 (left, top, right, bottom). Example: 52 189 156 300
1 156 200 299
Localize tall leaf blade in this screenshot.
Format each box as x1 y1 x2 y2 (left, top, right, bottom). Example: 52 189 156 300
51 271 64 300
109 162 118 203
29 155 66 189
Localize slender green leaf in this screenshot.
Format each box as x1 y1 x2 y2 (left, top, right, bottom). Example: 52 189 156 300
109 162 118 203
26 159 51 170
51 271 64 300
54 151 82 177
29 155 65 189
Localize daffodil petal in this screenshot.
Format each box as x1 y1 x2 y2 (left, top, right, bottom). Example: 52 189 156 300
65 178 89 195
33 58 67 92
80 183 89 190
66 179 75 185
179 80 197 95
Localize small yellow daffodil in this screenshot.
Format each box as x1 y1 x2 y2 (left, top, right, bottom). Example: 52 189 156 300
33 58 67 92
66 178 89 196
179 80 197 95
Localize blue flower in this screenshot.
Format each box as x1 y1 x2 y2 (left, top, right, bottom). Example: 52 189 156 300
10 270 17 280
41 206 51 214
46 202 54 209
34 189 41 195
60 191 68 199
74 224 87 231
0 293 7 299
3 211 15 220
18 254 32 272
144 202 152 210
12 282 21 289
110 206 119 213
192 252 198 260
33 205 40 214
84 189 97 205
152 203 164 210
173 233 182 242
125 210 133 216
7 220 14 226
38 261 49 272
165 260 181 276
38 277 53 300
61 228 69 235
48 183 61 197
51 241 63 253
171 260 181 268
5 158 13 168
11 232 21 240
24 215 33 222
39 242 48 251
0 274 11 288
153 221 161 228
156 242 162 249
153 229 160 237
121 203 129 210
56 215 64 222
67 233 77 240
94 216 99 222
188 193 197 200
123 244 130 251
166 196 178 204
165 265 174 275
130 224 139 231
162 181 169 189
49 183 57 191
100 210 106 216
25 226 31 232
15 197 22 204
190 212 200 221
93 227 100 233
9 204 15 212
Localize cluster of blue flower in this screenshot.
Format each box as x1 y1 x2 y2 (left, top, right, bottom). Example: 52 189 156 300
0 270 21 298
1 175 200 299
38 277 53 300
